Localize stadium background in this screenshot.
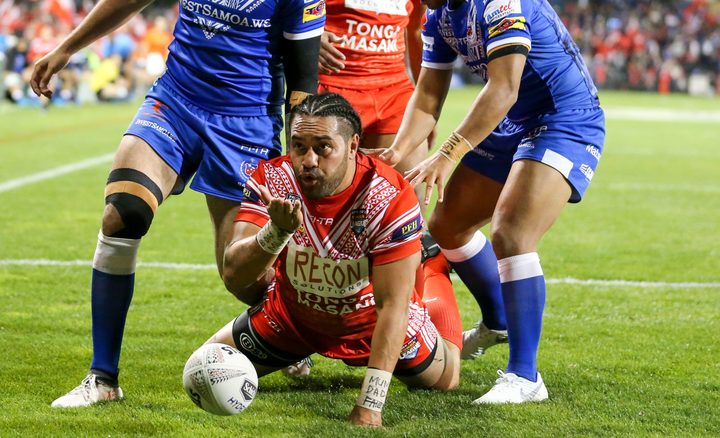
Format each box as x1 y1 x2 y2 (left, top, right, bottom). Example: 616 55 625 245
0 0 718 436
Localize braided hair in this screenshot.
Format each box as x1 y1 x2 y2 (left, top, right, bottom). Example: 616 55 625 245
289 93 363 139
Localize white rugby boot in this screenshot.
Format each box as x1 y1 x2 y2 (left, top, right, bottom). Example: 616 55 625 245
473 370 548 404
282 357 314 378
461 321 508 360
51 374 123 408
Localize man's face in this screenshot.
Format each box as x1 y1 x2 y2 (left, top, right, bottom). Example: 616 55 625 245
289 115 358 200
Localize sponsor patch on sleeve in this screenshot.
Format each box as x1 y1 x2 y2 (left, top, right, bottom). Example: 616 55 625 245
390 215 422 242
303 0 326 23
488 16 526 38
483 0 522 24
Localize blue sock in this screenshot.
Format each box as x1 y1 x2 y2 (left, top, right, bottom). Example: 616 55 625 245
443 231 506 330
89 232 140 383
498 253 546 382
90 270 134 379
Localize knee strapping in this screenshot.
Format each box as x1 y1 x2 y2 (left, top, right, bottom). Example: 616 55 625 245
105 168 164 239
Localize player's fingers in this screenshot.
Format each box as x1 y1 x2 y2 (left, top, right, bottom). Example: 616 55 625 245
436 178 445 204
38 68 55 98
424 180 435 205
359 148 382 156
29 64 45 96
404 167 420 183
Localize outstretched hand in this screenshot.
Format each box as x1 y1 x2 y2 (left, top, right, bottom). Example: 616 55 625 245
349 405 382 427
404 152 455 205
319 31 346 74
257 185 303 233
30 48 72 98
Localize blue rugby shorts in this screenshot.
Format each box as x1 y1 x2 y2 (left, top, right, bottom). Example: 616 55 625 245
125 80 283 201
461 107 605 203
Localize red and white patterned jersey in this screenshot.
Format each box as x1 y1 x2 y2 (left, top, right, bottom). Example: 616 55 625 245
320 0 418 89
236 153 423 339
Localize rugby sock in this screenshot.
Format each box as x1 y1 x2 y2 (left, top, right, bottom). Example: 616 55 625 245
89 231 140 386
422 253 462 349
498 252 545 382
442 231 507 330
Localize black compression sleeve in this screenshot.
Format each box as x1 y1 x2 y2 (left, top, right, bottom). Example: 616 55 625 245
282 35 321 112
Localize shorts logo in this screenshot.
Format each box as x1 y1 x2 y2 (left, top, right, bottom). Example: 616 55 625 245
303 0 326 22
586 144 601 160
350 208 367 235
488 17 526 39
579 164 595 181
399 338 420 360
238 333 268 359
239 162 257 184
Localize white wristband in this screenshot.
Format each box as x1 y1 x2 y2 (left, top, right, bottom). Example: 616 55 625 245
256 221 292 254
356 368 392 412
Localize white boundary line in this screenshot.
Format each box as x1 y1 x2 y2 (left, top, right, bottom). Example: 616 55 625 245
0 153 115 193
1 259 718 289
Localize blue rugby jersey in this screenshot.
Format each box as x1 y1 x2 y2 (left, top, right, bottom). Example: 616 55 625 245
421 0 598 121
162 0 326 115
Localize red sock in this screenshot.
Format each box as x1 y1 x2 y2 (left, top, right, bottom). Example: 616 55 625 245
422 253 462 349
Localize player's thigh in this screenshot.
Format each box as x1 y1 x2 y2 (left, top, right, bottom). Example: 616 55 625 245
428 164 504 248
112 135 180 196
491 159 572 258
396 339 459 391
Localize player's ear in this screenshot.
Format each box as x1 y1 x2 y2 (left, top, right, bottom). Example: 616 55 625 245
348 133 360 160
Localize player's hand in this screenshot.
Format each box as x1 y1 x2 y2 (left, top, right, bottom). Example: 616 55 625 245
29 48 72 98
405 152 455 205
258 185 302 233
360 147 403 167
319 31 346 74
349 405 382 427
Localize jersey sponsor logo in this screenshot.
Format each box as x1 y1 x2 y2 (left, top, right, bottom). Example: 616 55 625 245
341 20 402 53
421 34 434 52
180 0 272 31
285 245 370 297
488 16 526 39
295 290 374 315
483 0 522 24
390 215 421 242
344 0 408 16
303 0 326 23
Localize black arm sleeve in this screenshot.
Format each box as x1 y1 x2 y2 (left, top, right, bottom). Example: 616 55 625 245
282 35 321 112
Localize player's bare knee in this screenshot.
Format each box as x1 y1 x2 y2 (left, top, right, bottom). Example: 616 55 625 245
104 168 164 239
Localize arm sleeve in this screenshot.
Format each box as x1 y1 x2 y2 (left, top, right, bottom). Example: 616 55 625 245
282 36 321 109
369 184 423 266
421 9 457 70
481 0 533 56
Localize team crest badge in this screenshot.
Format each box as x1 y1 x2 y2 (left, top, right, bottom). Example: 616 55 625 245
350 208 367 235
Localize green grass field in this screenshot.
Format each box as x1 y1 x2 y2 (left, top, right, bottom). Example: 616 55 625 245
1 89 719 437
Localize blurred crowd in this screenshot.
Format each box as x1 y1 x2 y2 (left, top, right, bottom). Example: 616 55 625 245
560 0 720 96
0 0 176 106
1 0 719 106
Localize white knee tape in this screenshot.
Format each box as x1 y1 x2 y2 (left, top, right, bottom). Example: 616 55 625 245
92 231 141 275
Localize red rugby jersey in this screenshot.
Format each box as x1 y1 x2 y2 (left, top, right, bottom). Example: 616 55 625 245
319 0 418 89
236 153 423 339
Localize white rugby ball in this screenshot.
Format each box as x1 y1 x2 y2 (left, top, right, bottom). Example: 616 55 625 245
183 343 259 416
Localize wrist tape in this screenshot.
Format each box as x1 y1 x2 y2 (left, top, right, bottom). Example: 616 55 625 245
356 368 392 412
256 221 292 254
439 131 474 162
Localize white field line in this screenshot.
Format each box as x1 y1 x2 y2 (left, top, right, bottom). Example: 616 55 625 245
604 107 720 123
598 182 720 194
0 153 115 193
1 258 718 289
